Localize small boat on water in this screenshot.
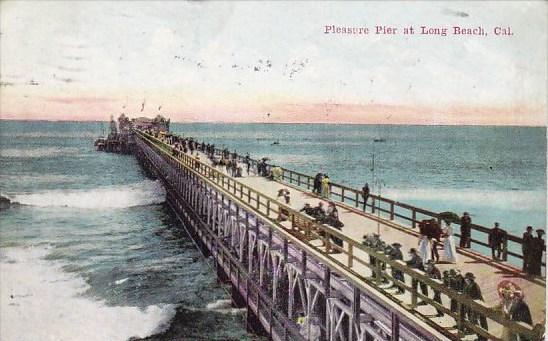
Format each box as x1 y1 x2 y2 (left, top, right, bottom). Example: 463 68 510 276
271 140 280 145
94 136 106 151
373 138 386 143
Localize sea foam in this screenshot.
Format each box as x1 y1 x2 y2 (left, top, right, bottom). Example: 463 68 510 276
0 246 176 341
9 180 165 209
383 187 546 211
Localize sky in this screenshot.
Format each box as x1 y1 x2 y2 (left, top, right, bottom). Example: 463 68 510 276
0 1 546 125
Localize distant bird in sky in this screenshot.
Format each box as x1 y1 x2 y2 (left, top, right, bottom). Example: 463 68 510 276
158 105 162 111
140 99 146 112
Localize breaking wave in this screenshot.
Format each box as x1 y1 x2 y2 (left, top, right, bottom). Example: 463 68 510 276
383 187 546 211
8 180 165 209
0 246 176 341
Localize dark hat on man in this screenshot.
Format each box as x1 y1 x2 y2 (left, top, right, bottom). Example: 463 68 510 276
536 229 545 235
409 248 417 254
464 272 475 279
392 242 402 248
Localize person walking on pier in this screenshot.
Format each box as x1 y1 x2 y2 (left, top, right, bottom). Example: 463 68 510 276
389 243 405 294
362 183 370 211
448 269 464 314
509 292 533 341
527 229 545 276
244 153 251 175
299 203 315 216
463 272 488 340
489 222 507 261
430 218 441 263
460 212 472 248
313 173 323 194
426 260 444 317
312 202 326 222
522 226 534 273
443 221 458 263
321 174 331 199
418 234 432 266
406 248 428 303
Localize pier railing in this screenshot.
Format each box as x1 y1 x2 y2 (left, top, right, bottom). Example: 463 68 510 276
188 136 542 271
136 130 544 341
275 167 546 269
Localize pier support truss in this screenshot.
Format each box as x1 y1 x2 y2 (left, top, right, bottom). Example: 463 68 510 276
133 136 447 341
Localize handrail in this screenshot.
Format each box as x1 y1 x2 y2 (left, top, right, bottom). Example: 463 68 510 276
135 130 544 341
167 131 543 269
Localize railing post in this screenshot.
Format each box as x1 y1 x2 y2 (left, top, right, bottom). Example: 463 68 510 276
341 188 345 203
348 244 353 267
355 191 359 208
411 276 418 308
372 197 376 214
503 235 508 261
390 202 394 220
375 254 382 286
456 301 464 336
412 209 417 229
391 312 400 341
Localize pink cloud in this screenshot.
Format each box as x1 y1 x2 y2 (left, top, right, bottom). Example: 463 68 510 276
42 96 118 105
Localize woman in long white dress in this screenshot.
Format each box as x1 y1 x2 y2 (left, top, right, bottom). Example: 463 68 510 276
443 221 458 263
418 235 431 265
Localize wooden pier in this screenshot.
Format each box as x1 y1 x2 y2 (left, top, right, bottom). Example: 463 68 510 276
131 129 545 341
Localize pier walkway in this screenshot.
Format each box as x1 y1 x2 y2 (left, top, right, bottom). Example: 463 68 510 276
134 130 545 341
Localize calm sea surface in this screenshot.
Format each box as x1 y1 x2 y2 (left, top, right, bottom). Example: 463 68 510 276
0 120 545 340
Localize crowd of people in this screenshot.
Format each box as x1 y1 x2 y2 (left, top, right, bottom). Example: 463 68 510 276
361 232 534 341
521 226 545 276
312 173 331 198
148 130 543 340
299 201 344 249
417 218 458 264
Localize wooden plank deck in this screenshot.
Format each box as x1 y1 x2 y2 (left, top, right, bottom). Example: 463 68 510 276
191 149 546 339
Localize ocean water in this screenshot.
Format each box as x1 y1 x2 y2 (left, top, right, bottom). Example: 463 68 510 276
0 120 546 340
171 123 547 231
0 121 252 341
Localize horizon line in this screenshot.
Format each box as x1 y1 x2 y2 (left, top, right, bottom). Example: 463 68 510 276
0 118 546 128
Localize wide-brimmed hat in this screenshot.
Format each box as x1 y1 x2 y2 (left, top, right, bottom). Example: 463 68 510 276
536 229 545 235
464 272 475 279
392 242 402 248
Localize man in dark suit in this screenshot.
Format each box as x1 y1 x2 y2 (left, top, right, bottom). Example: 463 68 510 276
389 242 405 294
510 292 533 341
463 272 488 340
460 212 472 248
522 226 534 273
429 218 442 263
406 248 428 304
527 229 545 276
361 183 370 210
426 260 444 317
489 222 507 260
